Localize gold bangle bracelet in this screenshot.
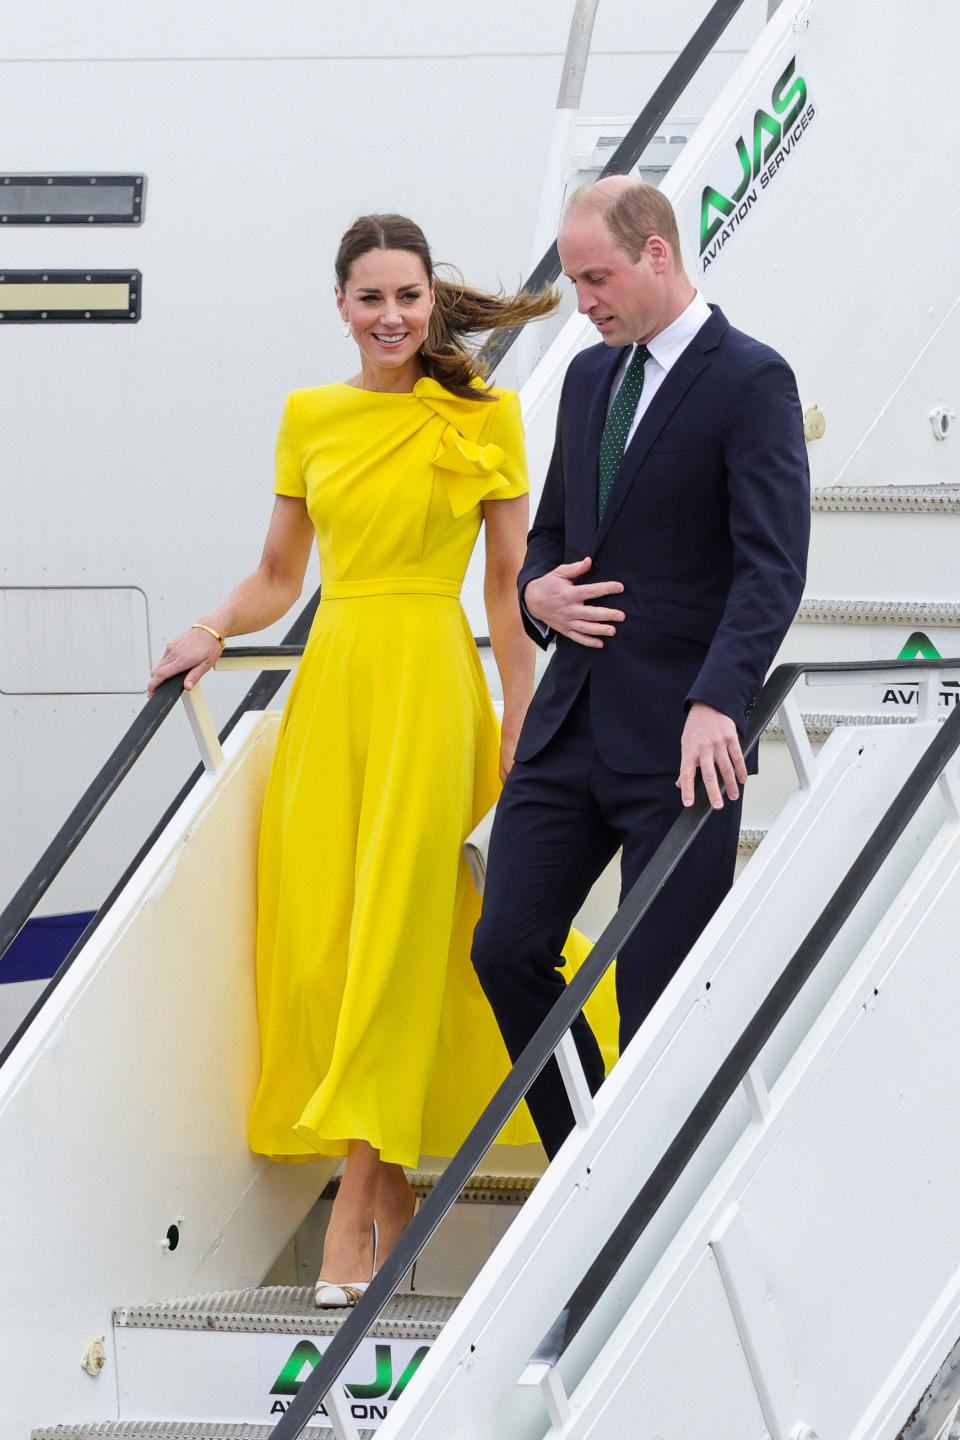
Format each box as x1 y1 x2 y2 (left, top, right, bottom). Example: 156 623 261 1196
191 622 226 651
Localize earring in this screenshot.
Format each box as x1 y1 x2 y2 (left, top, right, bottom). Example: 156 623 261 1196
342 322 351 338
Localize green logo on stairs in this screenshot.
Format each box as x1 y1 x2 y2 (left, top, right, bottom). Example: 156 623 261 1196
897 631 943 661
271 1338 429 1399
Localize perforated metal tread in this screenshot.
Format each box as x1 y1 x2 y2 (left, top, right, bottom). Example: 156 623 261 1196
797 599 960 627
763 710 918 742
115 1287 458 1339
321 1170 538 1206
33 1427 348 1440
812 484 960 513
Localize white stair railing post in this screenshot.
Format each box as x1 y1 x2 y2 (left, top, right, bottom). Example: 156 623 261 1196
740 1061 771 1122
778 687 817 789
555 1028 596 1131
323 1382 363 1440
938 760 960 824
917 669 939 725
180 682 225 773
520 1361 573 1433
710 1205 814 1440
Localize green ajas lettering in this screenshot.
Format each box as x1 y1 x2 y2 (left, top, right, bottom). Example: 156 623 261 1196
698 54 809 254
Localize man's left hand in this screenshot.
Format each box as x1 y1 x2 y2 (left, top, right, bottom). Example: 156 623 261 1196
677 701 747 809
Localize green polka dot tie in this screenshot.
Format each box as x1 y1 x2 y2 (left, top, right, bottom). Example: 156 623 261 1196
598 344 650 520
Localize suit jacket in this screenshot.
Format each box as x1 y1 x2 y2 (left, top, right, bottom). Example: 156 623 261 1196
516 305 810 774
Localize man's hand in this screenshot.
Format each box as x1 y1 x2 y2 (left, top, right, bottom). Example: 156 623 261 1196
525 556 625 648
677 701 747 809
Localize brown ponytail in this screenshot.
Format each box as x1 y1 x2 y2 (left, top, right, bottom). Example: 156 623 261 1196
335 214 559 401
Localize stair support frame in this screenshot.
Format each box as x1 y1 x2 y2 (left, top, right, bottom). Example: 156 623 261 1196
709 1203 809 1440
555 1029 596 1132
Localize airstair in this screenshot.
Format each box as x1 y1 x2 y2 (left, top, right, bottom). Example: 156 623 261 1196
4 0 960 1437
8 657 960 1440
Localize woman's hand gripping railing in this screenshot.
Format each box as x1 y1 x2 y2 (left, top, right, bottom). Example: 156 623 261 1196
267 656 960 1440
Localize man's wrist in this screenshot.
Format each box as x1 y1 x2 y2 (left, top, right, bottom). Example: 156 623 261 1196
520 579 550 639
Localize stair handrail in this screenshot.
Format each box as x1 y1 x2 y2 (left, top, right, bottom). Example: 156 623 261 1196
268 657 960 1440
523 678 960 1396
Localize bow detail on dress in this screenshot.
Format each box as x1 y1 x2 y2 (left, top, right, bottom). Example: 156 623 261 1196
432 424 508 517
414 378 511 517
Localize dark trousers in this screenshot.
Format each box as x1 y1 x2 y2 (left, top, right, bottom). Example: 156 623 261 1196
471 684 742 1158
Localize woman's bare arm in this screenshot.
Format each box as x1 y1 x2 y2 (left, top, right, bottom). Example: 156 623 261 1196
482 494 536 780
147 495 315 694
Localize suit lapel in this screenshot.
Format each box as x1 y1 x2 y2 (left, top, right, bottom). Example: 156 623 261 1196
571 346 625 545
593 309 724 548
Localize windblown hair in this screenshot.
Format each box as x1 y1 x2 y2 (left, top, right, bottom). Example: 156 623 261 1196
334 213 559 400
567 179 683 266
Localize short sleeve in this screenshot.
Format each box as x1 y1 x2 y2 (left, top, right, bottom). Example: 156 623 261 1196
480 389 530 500
273 393 306 498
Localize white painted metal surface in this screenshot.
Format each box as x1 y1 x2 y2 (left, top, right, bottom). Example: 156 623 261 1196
114 1324 428 1434
111 1283 459 1428
374 682 960 1439
0 586 148 694
555 805 960 1440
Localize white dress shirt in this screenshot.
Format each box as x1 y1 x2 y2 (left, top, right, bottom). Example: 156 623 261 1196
608 289 712 450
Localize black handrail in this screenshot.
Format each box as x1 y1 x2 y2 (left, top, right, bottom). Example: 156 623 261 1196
0 679 184 962
0 586 320 1072
530 686 960 1374
476 0 749 374
0 591 484 1075
267 656 960 1439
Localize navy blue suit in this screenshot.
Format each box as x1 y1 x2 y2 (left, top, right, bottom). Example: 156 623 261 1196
472 305 810 1157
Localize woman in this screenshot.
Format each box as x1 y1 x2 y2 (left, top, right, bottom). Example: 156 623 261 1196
149 214 574 1306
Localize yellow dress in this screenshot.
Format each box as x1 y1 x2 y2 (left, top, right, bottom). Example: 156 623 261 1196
247 377 617 1168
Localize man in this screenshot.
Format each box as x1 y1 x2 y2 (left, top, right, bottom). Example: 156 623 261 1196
472 176 810 1158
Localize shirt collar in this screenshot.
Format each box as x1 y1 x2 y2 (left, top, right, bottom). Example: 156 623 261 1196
634 290 711 375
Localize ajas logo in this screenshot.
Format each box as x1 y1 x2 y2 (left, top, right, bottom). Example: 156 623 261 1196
695 56 816 269
267 1339 429 1420
881 632 960 708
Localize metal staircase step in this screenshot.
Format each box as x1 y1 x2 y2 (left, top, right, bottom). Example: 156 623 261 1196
812 484 960 512
98 1289 456 1431
763 709 918 740
320 1170 539 1206
33 1426 346 1440
289 1170 539 1299
116 1287 457 1339
817 483 960 512
797 598 960 627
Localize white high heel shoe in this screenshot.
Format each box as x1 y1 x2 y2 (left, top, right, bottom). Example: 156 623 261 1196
314 1219 379 1309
